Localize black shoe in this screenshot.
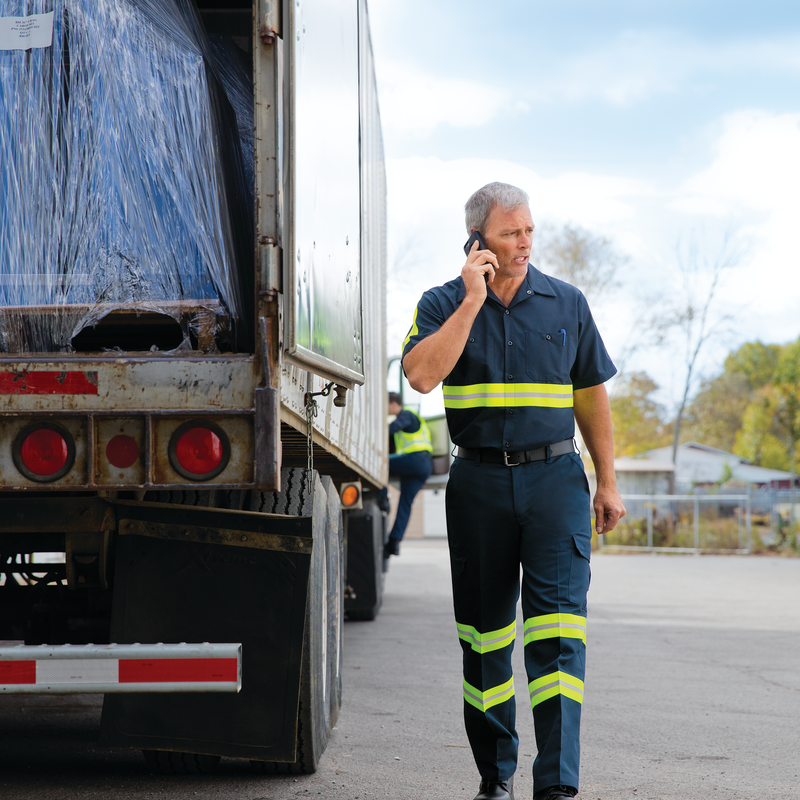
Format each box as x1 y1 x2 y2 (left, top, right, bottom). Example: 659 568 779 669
533 786 577 800
383 538 400 557
473 776 514 800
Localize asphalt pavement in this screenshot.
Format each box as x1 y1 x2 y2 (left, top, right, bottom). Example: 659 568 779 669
1 542 799 800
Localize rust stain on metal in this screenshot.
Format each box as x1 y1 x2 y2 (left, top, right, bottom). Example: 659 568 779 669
259 25 277 45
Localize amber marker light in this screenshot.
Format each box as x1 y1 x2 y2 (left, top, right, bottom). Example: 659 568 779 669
339 482 363 509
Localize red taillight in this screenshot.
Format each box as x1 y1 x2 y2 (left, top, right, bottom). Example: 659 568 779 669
13 423 76 482
176 428 222 473
21 429 68 475
168 422 230 481
106 434 140 469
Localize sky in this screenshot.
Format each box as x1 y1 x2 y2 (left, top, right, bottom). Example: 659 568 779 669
367 0 800 416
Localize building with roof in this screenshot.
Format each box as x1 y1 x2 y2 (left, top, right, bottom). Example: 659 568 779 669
613 442 797 494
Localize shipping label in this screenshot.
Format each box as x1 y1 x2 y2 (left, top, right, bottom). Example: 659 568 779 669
0 11 54 51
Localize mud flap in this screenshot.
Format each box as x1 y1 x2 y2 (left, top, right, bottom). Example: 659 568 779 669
100 500 312 761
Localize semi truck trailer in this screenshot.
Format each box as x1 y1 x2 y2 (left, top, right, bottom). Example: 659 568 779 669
0 0 387 773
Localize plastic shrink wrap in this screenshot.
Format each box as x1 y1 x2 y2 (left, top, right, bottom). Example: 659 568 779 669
0 0 254 354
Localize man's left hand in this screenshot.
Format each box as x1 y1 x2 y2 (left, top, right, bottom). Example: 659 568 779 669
593 485 626 534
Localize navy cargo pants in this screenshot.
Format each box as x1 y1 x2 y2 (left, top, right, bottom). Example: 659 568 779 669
445 451 592 793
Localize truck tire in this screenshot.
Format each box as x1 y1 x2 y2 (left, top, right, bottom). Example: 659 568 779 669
251 467 333 774
320 475 344 731
344 499 385 621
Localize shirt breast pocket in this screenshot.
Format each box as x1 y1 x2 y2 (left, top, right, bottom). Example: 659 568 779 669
525 330 574 382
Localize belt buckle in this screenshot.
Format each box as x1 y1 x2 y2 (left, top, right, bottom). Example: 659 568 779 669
503 451 521 467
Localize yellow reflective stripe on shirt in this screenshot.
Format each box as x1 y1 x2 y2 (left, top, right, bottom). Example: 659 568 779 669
402 305 420 351
457 620 516 654
528 671 584 708
442 383 573 409
523 613 586 645
463 676 515 713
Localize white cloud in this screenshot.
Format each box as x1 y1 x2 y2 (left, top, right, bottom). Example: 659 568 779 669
376 62 511 140
670 111 800 329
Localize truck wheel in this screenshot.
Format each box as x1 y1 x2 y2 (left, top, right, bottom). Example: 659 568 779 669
320 475 344 731
251 467 332 774
142 750 220 774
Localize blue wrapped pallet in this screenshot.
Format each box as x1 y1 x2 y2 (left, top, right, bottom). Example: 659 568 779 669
0 0 254 353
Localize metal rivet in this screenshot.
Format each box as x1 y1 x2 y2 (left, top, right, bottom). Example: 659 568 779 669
505 309 510 315
546 334 551 340
507 374 513 380
469 337 475 343
507 341 513 346
527 290 532 294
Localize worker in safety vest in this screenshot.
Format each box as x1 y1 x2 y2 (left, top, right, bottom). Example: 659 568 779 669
381 391 433 557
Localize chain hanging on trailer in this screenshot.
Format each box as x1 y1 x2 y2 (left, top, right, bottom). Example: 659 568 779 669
303 381 336 498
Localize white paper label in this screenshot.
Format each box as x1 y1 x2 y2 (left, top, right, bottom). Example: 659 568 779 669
0 11 54 51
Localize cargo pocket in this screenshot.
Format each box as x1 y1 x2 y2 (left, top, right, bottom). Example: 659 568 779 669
569 534 592 609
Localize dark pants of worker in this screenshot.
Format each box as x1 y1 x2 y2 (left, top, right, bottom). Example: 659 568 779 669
381 451 433 542
445 452 592 794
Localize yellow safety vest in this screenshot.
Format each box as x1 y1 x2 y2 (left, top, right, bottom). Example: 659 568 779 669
393 408 433 455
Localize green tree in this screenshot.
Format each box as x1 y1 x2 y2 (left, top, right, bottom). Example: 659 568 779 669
772 337 800 457
684 340 783 454
723 340 782 391
682 371 751 452
610 371 672 457
734 386 790 470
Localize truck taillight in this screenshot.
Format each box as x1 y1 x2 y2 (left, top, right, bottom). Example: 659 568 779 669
13 423 76 482
106 435 140 469
168 422 230 481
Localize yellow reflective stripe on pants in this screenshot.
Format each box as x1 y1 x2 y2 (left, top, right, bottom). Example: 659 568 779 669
442 383 573 409
529 671 584 708
523 613 586 645
457 620 516 654
463 676 515 713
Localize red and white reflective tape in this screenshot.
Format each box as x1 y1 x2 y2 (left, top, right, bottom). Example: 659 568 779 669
0 643 241 694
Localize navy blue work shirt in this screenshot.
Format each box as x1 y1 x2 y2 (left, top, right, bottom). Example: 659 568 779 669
401 264 616 451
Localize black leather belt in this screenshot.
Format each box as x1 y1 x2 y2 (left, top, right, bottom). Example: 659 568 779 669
455 438 577 467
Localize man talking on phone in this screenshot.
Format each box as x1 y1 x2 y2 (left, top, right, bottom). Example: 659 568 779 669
401 182 625 800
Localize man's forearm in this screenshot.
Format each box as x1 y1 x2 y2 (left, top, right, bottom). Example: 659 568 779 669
573 384 617 486
574 383 626 532
402 298 483 394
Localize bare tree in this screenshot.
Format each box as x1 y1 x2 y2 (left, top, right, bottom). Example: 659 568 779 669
665 230 743 489
532 222 626 306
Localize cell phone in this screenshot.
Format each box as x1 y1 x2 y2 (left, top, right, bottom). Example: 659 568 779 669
464 230 491 282
463 230 487 256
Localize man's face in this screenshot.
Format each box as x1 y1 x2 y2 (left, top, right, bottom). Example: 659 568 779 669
479 204 534 279
388 401 402 416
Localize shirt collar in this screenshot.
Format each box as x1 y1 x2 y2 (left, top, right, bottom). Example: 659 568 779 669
455 264 557 305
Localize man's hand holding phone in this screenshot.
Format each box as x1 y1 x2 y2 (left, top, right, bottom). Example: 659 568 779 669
462 231 497 301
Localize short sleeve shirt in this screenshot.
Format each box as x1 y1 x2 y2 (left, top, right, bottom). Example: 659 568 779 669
401 265 616 451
